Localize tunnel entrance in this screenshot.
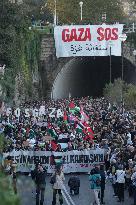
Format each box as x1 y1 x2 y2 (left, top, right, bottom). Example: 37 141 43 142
52 57 136 99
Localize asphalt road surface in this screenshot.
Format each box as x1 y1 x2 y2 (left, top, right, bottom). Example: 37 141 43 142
17 174 133 205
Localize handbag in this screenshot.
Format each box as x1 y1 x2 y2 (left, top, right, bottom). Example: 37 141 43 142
50 174 56 185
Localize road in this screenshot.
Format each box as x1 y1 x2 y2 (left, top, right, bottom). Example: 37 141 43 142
17 174 133 205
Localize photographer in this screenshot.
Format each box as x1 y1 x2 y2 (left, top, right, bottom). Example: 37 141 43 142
68 174 80 195
32 163 47 205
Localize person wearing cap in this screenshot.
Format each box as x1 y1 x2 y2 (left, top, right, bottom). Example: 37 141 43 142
51 166 65 205
32 163 47 205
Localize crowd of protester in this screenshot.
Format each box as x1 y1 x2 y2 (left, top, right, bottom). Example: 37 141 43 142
0 96 136 204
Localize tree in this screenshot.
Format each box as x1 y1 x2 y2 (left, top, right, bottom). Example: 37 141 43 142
124 84 136 109
46 0 125 24
103 78 124 105
0 134 20 205
103 78 136 109
0 0 42 103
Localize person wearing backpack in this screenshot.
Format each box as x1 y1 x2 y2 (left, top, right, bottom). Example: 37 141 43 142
89 167 101 205
115 164 126 202
51 166 65 205
131 166 136 205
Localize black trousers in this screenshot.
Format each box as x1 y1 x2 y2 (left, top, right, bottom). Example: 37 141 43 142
101 188 105 203
36 185 45 205
112 183 118 196
117 183 124 202
52 189 63 205
133 186 136 205
70 187 79 195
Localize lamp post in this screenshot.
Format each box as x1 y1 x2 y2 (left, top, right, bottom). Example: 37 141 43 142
54 0 57 26
119 33 127 81
79 1 83 21
102 12 106 22
119 33 127 114
109 41 113 83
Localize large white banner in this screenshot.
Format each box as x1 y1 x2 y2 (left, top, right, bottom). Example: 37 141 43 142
3 150 104 173
54 24 124 58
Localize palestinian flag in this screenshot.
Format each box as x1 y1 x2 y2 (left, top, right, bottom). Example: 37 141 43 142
47 123 58 139
54 156 63 166
63 111 68 124
51 140 58 151
80 106 89 122
69 101 76 114
69 114 78 122
76 124 83 133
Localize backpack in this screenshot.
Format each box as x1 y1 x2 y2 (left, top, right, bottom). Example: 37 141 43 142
50 174 56 185
96 177 101 186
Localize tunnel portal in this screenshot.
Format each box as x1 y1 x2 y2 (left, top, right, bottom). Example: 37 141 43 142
51 56 136 99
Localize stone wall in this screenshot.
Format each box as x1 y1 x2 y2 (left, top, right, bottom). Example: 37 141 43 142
40 35 136 99
40 34 71 99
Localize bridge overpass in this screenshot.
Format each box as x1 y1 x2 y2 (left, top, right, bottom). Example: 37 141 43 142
39 32 136 99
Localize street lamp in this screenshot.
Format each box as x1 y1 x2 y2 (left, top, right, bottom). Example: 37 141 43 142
102 12 106 22
119 33 127 81
108 41 113 83
119 33 127 114
79 1 83 21
54 0 57 26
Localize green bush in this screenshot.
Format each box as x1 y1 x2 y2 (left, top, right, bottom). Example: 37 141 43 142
124 84 136 109
103 78 136 109
0 172 20 205
103 78 124 105
0 134 20 205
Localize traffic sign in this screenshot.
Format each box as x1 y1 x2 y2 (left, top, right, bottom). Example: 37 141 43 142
119 33 127 42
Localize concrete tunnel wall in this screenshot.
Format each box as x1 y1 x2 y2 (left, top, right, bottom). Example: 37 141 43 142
51 56 136 100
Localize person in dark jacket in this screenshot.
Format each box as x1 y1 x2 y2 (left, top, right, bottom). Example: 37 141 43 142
68 175 80 195
32 163 47 205
99 165 106 205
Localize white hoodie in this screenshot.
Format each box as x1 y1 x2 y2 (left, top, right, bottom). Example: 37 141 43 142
116 170 125 183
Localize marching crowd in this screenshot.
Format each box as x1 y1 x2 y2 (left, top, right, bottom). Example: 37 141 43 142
0 96 136 205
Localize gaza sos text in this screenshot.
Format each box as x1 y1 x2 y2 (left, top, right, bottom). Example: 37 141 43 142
62 27 119 42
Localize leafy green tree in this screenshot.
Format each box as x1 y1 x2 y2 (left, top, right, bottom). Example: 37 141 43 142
103 78 136 109
0 0 29 101
124 84 136 109
0 134 20 205
103 78 125 105
0 0 42 103
46 0 125 24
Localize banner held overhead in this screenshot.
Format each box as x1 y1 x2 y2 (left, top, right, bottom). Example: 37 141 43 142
54 24 124 58
3 150 104 173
